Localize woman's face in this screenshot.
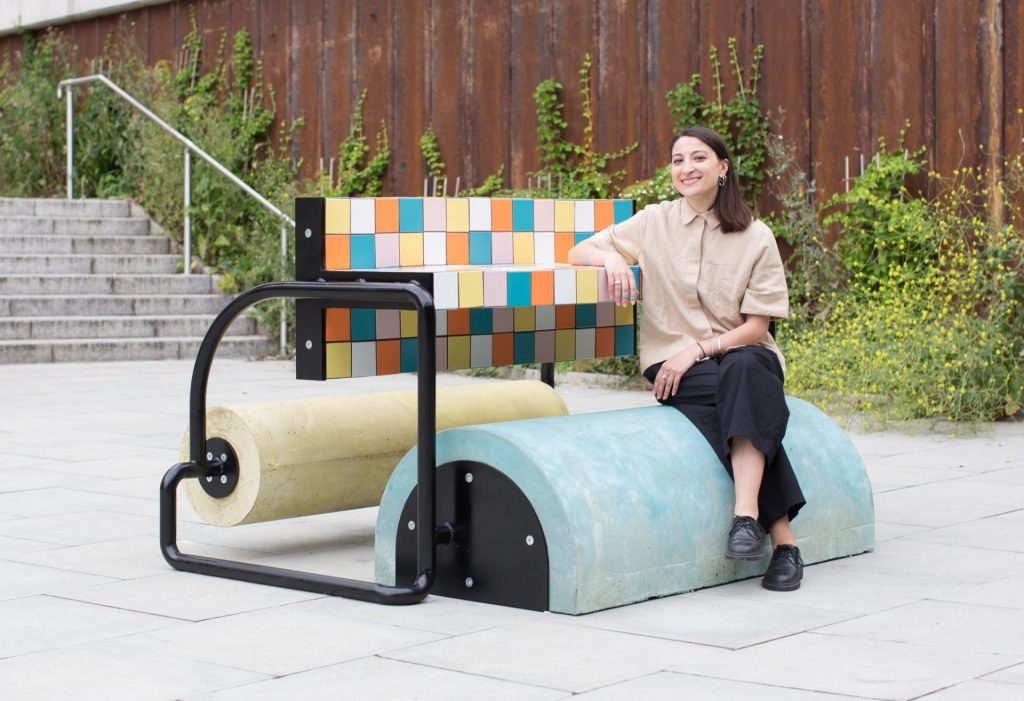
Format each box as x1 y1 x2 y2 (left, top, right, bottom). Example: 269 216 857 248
670 135 729 203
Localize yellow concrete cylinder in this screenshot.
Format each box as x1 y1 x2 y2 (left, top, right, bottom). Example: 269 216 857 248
183 380 567 527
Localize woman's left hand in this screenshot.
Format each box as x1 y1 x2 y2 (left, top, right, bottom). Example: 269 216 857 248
653 344 703 401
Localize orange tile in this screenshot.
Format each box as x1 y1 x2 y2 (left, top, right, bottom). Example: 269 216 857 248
325 235 350 270
594 200 615 231
375 198 400 232
492 199 513 230
595 326 615 357
446 308 471 336
376 339 402 375
531 270 554 305
325 307 351 342
554 233 574 264
447 232 469 264
492 333 514 366
555 304 576 329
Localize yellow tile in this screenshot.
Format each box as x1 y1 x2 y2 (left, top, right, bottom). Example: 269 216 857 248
615 303 635 326
458 270 484 308
513 232 535 264
325 198 351 234
446 198 470 231
555 329 576 361
514 307 536 331
400 310 418 338
399 233 424 266
554 200 575 232
325 342 352 378
576 268 599 303
448 336 471 369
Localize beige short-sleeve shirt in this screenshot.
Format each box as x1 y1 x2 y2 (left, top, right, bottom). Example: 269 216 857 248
588 198 789 374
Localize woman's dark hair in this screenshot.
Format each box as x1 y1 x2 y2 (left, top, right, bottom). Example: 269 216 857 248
670 126 753 233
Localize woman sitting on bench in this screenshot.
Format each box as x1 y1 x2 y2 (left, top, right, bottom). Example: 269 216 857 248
569 125 805 591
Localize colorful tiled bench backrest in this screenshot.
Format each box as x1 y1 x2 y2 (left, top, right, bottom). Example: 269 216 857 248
293 197 638 380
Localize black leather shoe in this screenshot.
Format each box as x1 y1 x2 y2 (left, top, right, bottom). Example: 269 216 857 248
725 515 767 560
762 544 803 591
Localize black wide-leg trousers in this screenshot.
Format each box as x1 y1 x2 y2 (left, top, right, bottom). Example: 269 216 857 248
644 345 805 532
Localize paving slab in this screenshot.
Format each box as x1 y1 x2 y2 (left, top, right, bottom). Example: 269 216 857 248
574 671 866 700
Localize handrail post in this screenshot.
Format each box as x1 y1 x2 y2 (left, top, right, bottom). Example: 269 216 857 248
279 221 288 355
183 148 192 275
65 86 73 199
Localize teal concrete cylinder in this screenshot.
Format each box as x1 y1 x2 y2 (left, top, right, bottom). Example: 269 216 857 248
376 397 874 614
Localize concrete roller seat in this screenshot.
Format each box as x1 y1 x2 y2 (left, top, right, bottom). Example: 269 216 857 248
376 396 874 614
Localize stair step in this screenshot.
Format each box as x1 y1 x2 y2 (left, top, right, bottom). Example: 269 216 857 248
0 315 255 340
0 216 150 236
0 254 179 274
0 274 215 295
0 294 233 317
0 198 132 218
0 336 274 363
0 235 171 254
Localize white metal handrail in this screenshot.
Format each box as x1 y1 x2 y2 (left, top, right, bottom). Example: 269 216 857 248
57 74 293 354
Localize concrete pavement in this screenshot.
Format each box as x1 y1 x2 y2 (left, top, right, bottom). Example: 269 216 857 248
1 359 1023 700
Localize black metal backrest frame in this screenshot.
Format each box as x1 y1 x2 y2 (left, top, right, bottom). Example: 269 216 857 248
159 280 438 604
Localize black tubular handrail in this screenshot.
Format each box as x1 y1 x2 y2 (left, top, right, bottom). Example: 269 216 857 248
160 280 438 604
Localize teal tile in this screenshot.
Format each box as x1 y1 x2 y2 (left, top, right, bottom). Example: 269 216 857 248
507 271 532 307
469 231 492 265
350 235 376 268
400 338 418 372
514 332 535 364
614 199 634 223
512 199 534 231
399 198 424 232
574 232 593 245
470 308 493 335
614 324 635 356
576 303 597 328
351 308 376 341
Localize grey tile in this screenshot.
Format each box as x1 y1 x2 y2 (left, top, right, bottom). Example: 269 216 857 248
10 536 202 580
0 595 177 658
0 638 264 701
0 509 155 546
872 482 1023 527
906 513 1024 553
568 589 857 649
934 573 1024 611
0 466 99 492
874 521 932 541
669 631 1017 700
195 656 566 701
815 600 1024 655
915 679 1024 699
66 571 323 621
576 671 864 700
384 618 725 693
0 534 57 556
0 487 150 518
984 661 1024 684
0 560 117 601
139 597 446 676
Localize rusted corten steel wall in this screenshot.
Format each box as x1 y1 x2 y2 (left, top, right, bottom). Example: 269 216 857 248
1 0 1018 203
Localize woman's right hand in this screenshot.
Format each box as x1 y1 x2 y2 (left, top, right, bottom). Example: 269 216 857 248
604 252 638 307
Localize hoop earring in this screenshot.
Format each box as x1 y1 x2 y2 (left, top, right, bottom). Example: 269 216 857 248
718 174 726 188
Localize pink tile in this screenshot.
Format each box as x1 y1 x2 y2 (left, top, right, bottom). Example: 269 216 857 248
492 232 514 264
484 270 508 307
597 268 611 302
376 310 401 339
375 233 399 268
596 301 615 327
435 337 448 371
423 198 447 230
534 199 554 231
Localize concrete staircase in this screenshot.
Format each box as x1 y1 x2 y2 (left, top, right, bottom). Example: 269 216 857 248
0 198 273 363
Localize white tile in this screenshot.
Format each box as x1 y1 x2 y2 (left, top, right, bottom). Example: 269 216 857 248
350 198 375 233
575 671 854 700
0 487 149 517
569 589 856 649
985 661 1024 684
196 656 564 701
468 197 491 230
873 480 1024 527
423 231 447 265
434 272 459 309
0 638 264 701
534 231 555 265
906 679 1024 700
554 268 576 304
815 599 1024 655
669 631 1016 700
933 572 1024 610
574 200 595 232
12 536 182 580
0 596 177 658
907 513 1024 553
67 572 322 622
0 509 155 546
384 618 723 693
0 559 117 601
